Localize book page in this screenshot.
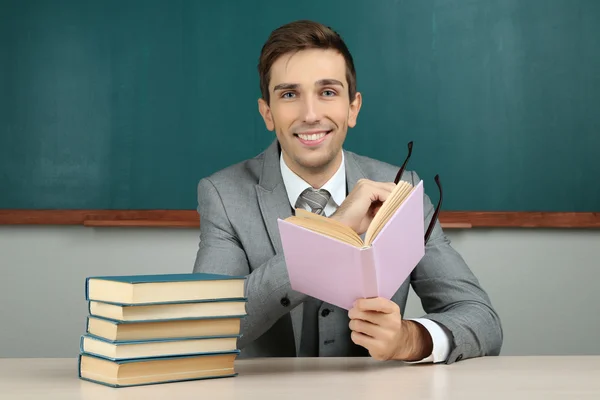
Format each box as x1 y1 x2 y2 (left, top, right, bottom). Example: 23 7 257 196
285 210 364 247
364 181 414 246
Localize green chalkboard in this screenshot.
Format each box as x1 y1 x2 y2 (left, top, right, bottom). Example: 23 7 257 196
1 0 599 212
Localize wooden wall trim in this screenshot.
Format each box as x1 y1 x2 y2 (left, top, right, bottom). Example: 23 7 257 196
440 211 600 228
0 210 598 228
0 210 199 227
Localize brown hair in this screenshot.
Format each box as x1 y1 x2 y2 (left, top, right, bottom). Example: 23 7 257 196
258 20 357 104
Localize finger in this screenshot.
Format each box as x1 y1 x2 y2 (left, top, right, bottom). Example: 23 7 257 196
351 330 377 350
382 182 399 192
348 308 387 326
369 200 383 216
356 179 396 196
368 182 398 198
366 183 402 215
349 318 380 337
371 181 397 191
366 186 395 203
354 297 399 314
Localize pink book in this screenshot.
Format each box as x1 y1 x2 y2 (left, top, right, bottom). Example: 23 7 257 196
277 181 425 310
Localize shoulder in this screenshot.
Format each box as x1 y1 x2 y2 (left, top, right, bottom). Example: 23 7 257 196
197 151 264 198
344 149 419 185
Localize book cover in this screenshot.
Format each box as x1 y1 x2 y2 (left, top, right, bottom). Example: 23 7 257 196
277 181 425 310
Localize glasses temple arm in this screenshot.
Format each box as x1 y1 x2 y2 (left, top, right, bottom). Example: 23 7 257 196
394 141 413 184
424 174 443 244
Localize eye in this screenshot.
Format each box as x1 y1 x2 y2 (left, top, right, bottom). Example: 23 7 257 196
322 89 337 97
281 92 296 99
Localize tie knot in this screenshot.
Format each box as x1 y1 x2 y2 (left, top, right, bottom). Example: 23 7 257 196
297 188 331 215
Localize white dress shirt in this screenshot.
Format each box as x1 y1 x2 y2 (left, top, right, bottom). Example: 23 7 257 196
280 152 451 363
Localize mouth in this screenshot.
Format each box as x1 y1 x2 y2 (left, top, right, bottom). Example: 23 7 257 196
294 130 332 146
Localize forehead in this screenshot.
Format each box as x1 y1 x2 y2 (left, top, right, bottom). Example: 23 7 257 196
269 49 347 89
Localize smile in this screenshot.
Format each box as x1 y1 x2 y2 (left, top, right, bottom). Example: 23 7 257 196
298 132 327 141
294 130 331 146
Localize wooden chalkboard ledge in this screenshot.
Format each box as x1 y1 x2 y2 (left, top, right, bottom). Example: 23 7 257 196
0 210 199 227
0 210 598 228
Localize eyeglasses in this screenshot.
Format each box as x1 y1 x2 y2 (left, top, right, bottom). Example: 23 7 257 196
393 141 443 244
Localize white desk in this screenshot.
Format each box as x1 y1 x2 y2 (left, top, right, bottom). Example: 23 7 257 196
1 356 599 399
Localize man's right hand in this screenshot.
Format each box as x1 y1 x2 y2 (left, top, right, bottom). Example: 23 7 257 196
330 179 397 235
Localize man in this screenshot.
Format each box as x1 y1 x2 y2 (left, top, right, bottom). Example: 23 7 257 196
193 20 502 364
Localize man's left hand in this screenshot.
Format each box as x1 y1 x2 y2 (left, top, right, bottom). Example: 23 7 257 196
348 297 432 361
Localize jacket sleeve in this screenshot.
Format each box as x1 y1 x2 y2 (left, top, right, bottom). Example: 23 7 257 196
408 171 504 364
192 177 306 349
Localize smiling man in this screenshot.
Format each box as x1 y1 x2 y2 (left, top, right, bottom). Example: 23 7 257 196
258 48 357 190
193 20 502 364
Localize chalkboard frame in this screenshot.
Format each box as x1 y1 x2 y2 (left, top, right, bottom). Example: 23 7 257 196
3 1 599 227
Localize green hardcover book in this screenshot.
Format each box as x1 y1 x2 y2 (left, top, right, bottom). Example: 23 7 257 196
85 315 242 342
80 334 240 361
85 273 247 305
78 351 239 388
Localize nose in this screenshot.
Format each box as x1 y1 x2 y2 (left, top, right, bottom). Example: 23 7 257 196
301 95 320 124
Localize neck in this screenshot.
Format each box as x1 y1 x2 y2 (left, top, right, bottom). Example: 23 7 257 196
283 151 343 189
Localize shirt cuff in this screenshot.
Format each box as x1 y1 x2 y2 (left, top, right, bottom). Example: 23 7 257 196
404 318 451 364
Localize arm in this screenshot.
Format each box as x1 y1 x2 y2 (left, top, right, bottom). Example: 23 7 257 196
192 178 306 348
401 317 450 363
341 174 501 363
408 171 503 363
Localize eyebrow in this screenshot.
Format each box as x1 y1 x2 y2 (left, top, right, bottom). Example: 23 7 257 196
272 79 345 92
273 83 298 92
317 79 344 88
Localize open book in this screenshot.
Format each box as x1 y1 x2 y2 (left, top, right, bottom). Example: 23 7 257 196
283 180 418 248
277 180 425 310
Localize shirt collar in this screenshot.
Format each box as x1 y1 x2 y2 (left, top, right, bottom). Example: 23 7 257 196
280 151 346 209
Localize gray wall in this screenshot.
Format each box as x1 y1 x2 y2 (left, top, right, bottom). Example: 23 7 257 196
1 226 599 358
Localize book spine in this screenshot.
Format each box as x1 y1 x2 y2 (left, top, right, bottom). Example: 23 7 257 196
79 335 86 353
84 277 90 300
360 247 378 298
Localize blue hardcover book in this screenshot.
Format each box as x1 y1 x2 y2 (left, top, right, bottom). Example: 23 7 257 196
78 350 239 388
80 334 241 361
85 273 246 305
86 315 242 342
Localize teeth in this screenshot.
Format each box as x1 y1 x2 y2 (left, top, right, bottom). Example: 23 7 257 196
298 132 327 141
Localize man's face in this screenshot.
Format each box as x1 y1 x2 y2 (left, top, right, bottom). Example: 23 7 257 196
258 49 362 177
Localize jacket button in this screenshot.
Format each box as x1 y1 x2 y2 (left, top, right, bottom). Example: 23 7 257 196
321 309 330 317
280 297 290 307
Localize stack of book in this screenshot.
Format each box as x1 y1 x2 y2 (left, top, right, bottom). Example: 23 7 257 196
77 273 247 388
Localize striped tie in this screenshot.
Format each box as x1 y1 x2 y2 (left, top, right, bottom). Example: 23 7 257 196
297 188 331 216
295 187 331 357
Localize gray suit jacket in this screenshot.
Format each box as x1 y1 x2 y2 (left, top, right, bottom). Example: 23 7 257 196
193 139 503 364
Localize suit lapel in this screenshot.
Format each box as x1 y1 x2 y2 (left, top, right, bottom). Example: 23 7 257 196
255 140 293 254
343 150 368 242
343 150 367 195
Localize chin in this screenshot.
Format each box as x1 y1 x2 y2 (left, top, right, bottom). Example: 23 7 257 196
295 151 338 171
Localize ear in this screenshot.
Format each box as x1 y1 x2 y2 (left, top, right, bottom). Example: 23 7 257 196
347 92 362 128
258 98 275 131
